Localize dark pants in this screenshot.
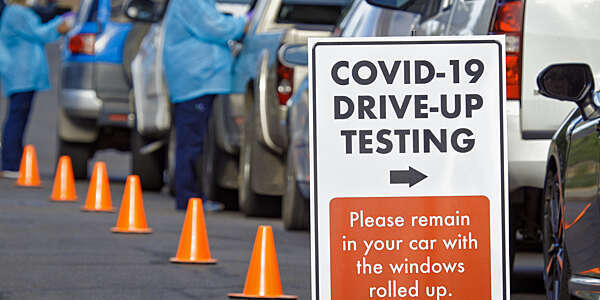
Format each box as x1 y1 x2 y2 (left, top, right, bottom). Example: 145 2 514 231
2 91 34 171
174 94 215 210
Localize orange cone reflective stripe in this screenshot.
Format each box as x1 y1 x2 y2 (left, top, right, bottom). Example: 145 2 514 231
50 156 78 202
228 225 298 299
170 198 217 264
111 175 152 233
82 162 115 212
16 144 41 187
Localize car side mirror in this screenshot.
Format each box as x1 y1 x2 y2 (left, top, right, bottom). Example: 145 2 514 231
278 44 308 67
366 0 415 10
123 0 168 23
537 63 597 120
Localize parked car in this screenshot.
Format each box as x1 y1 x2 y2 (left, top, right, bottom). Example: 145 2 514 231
537 63 600 300
280 0 427 229
383 0 600 262
58 0 161 186
202 0 350 215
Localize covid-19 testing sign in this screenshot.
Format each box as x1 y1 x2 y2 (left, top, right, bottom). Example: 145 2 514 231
309 36 508 300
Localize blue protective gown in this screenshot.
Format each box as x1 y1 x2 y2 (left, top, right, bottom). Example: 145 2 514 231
0 5 61 97
162 0 246 103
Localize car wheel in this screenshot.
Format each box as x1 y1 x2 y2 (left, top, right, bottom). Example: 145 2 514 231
203 115 238 210
131 128 166 191
57 138 92 179
238 101 280 217
542 169 572 300
282 151 309 230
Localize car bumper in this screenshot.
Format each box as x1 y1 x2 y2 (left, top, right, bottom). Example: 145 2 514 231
570 274 600 299
506 100 551 191
60 88 132 128
60 89 102 119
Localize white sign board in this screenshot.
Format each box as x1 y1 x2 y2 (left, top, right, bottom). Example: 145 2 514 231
309 36 508 300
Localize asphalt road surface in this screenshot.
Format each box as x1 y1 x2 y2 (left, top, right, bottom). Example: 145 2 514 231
0 44 547 299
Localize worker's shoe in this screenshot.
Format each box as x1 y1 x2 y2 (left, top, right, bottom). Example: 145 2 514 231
203 200 224 212
1 170 19 179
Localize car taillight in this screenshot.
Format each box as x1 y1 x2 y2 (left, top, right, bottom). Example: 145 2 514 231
490 0 523 100
69 34 95 55
277 62 294 105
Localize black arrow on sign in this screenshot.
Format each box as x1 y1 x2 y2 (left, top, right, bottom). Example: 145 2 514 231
389 167 427 187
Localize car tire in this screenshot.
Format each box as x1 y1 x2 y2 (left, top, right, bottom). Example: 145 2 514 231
238 101 280 217
542 169 573 300
282 151 309 230
131 128 166 191
58 138 92 180
509 202 518 274
203 115 238 210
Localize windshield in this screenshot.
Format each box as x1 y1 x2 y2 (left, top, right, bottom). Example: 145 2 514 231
276 3 345 25
367 0 412 9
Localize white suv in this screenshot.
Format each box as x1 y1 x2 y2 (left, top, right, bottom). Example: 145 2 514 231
390 0 599 258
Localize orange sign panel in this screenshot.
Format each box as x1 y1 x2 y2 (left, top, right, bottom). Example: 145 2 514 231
330 196 491 300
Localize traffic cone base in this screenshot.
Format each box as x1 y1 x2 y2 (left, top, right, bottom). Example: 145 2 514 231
16 184 43 188
50 197 78 202
169 257 217 264
110 227 153 234
82 207 115 213
227 293 298 299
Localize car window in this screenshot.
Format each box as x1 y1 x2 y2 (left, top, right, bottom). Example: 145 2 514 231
217 0 253 3
333 0 360 32
276 3 345 25
81 0 98 22
423 0 441 19
110 0 129 22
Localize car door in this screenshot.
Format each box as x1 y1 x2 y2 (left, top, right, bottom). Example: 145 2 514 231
131 22 170 136
563 115 600 274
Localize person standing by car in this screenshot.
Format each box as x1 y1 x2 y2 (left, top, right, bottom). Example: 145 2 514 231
0 0 70 178
163 0 247 211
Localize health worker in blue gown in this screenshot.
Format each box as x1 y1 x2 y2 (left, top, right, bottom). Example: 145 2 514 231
163 0 247 211
0 0 70 178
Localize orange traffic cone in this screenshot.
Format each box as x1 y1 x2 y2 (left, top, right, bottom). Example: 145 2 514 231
228 226 298 299
170 198 217 264
16 144 41 187
111 175 152 233
82 162 115 212
49 156 78 202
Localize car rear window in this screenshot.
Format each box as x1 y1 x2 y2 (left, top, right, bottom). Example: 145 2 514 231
276 3 344 25
84 0 98 22
110 0 129 22
79 0 128 22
